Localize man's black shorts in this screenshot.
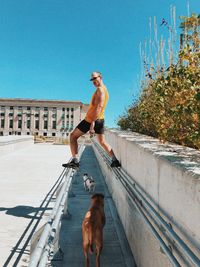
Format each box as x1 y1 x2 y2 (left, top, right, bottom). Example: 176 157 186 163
77 119 105 134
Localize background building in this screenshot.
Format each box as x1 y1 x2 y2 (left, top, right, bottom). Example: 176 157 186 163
0 98 89 137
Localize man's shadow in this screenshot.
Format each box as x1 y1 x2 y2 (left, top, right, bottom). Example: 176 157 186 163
0 205 52 219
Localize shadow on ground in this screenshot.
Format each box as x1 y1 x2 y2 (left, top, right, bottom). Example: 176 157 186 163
0 205 52 219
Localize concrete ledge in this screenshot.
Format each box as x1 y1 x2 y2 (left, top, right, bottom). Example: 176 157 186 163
93 129 200 267
0 135 34 157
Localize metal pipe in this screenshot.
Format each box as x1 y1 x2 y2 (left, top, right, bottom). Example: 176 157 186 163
29 171 72 267
92 140 200 267
38 248 49 267
120 168 200 267
29 144 85 267
50 169 73 219
28 223 51 267
32 174 72 267
120 176 181 267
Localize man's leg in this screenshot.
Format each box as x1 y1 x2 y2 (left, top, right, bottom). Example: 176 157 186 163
62 128 85 168
96 134 121 167
70 128 85 156
96 134 113 156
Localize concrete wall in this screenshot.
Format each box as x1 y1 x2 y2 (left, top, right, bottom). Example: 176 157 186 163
93 129 200 267
0 135 34 157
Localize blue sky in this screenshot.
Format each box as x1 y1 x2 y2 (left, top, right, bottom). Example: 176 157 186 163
0 0 199 127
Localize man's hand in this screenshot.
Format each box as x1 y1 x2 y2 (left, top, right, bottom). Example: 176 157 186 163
89 121 95 134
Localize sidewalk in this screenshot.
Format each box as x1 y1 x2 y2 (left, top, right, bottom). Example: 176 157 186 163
0 141 70 267
52 145 136 267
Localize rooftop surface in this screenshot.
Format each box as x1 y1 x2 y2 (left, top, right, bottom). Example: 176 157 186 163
0 138 135 267
0 141 70 267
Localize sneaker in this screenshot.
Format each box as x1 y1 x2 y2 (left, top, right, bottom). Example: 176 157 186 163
62 159 80 169
110 159 121 168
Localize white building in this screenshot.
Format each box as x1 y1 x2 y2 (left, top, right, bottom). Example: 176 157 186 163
0 98 89 137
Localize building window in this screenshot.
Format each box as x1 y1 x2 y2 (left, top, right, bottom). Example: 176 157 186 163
43 132 47 136
35 107 40 111
27 107 31 110
52 121 56 129
10 106 14 110
52 114 56 118
1 106 5 110
44 107 48 111
52 133 56 136
9 113 13 117
71 108 74 112
0 112 5 116
1 119 5 128
18 106 22 110
44 120 48 129
0 131 3 136
27 120 31 129
70 122 73 131
35 114 39 118
66 115 69 119
71 115 74 118
43 114 48 118
9 120 13 129
62 108 65 111
18 132 21 135
18 120 22 129
67 108 69 112
35 120 39 130
52 107 57 111
27 132 30 135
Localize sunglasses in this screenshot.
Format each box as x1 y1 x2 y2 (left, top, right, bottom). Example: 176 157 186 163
90 76 100 81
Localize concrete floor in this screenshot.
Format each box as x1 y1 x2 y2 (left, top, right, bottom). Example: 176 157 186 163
52 146 136 267
0 139 135 267
0 141 70 267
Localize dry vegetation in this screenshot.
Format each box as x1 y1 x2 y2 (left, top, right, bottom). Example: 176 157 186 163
118 10 200 149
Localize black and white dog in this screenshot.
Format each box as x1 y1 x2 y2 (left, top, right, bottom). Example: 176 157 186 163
82 173 95 193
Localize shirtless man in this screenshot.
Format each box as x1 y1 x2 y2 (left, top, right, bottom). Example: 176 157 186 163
62 71 121 169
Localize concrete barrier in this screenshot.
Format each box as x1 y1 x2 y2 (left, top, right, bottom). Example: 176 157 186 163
0 135 34 157
93 129 200 267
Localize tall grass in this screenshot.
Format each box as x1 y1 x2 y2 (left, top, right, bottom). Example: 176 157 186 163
118 7 200 149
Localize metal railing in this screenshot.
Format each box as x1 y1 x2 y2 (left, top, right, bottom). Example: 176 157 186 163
28 144 85 267
92 139 200 267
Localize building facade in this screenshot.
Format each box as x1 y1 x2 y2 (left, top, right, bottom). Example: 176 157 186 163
0 98 89 137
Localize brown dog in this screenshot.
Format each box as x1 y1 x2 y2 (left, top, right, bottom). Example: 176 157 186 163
82 193 105 267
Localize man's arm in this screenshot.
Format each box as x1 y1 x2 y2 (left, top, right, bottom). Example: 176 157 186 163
89 87 105 133
92 88 105 120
